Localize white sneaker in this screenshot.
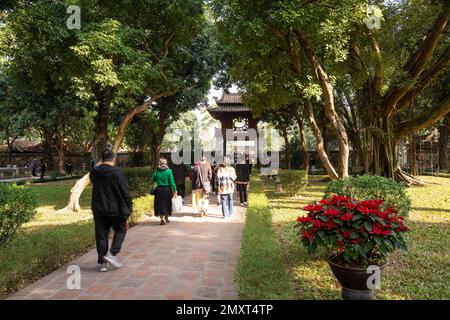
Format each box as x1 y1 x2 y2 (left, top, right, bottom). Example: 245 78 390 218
103 252 123 268
99 262 108 272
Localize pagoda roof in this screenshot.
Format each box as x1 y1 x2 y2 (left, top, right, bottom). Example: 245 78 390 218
209 94 252 114
217 94 243 105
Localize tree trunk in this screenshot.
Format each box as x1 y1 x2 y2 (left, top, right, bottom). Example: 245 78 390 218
373 120 424 186
56 146 65 175
42 128 54 170
305 100 338 179
438 114 449 171
409 134 418 176
294 114 309 171
321 121 329 156
61 173 91 212
281 127 292 169
92 100 109 162
151 144 161 168
296 31 349 178
151 114 169 168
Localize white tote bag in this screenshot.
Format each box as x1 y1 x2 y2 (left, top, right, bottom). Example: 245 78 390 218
172 195 183 213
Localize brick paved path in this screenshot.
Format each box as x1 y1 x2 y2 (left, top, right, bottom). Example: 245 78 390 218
9 192 246 300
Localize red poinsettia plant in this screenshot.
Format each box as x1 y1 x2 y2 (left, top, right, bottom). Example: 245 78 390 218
296 195 410 267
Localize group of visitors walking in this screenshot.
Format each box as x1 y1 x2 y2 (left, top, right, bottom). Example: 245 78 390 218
88 150 252 272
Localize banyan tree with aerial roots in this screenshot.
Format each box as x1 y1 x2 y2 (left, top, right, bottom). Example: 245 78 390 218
210 0 450 187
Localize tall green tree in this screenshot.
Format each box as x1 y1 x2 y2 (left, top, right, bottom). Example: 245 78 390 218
1 0 217 210
338 0 449 184
211 0 370 179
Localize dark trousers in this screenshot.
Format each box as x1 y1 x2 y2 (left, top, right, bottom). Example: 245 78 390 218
237 183 248 203
94 215 128 264
176 182 186 199
31 168 36 176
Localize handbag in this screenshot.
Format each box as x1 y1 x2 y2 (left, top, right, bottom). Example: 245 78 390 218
172 195 182 213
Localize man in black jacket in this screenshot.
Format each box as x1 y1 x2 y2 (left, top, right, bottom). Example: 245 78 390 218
90 150 132 272
236 161 250 205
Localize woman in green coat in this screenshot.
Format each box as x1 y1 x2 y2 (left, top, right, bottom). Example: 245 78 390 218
153 158 177 225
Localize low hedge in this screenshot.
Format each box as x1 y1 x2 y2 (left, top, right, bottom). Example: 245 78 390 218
324 175 412 216
123 167 154 199
0 184 38 246
278 170 308 197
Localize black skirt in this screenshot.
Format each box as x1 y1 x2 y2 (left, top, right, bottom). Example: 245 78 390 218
154 186 172 216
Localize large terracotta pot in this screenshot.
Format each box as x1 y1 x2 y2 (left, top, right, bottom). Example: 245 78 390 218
327 256 388 300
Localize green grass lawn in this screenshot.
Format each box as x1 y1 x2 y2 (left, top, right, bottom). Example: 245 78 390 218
236 175 294 299
264 175 450 300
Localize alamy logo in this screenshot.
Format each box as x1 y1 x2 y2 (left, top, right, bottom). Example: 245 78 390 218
66 5 81 30
366 265 381 289
66 265 81 290
366 5 382 30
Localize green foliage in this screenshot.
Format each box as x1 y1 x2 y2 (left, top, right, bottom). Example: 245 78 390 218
1 0 218 163
279 169 308 197
0 183 38 246
129 195 154 226
122 167 154 198
122 166 153 177
237 175 293 299
324 175 412 217
210 0 368 113
127 176 152 199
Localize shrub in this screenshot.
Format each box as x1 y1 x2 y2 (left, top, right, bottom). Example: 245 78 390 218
123 167 154 198
129 195 153 226
122 166 153 177
324 175 411 217
278 170 308 197
0 184 38 246
296 195 410 267
128 176 153 198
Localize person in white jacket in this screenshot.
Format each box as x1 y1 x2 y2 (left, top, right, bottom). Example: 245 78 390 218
217 157 237 218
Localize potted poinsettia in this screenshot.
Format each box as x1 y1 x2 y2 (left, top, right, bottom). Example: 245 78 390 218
296 195 410 300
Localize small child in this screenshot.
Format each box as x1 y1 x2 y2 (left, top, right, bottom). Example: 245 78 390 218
198 194 209 217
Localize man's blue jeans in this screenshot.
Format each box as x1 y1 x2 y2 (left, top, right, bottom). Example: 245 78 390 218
220 193 234 217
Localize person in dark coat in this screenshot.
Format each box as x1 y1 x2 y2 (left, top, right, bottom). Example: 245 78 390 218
89 150 132 272
67 161 73 176
211 161 217 192
31 158 37 177
191 161 203 209
39 159 46 179
172 161 187 199
310 157 316 175
153 158 177 225
245 154 253 175
236 161 250 205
